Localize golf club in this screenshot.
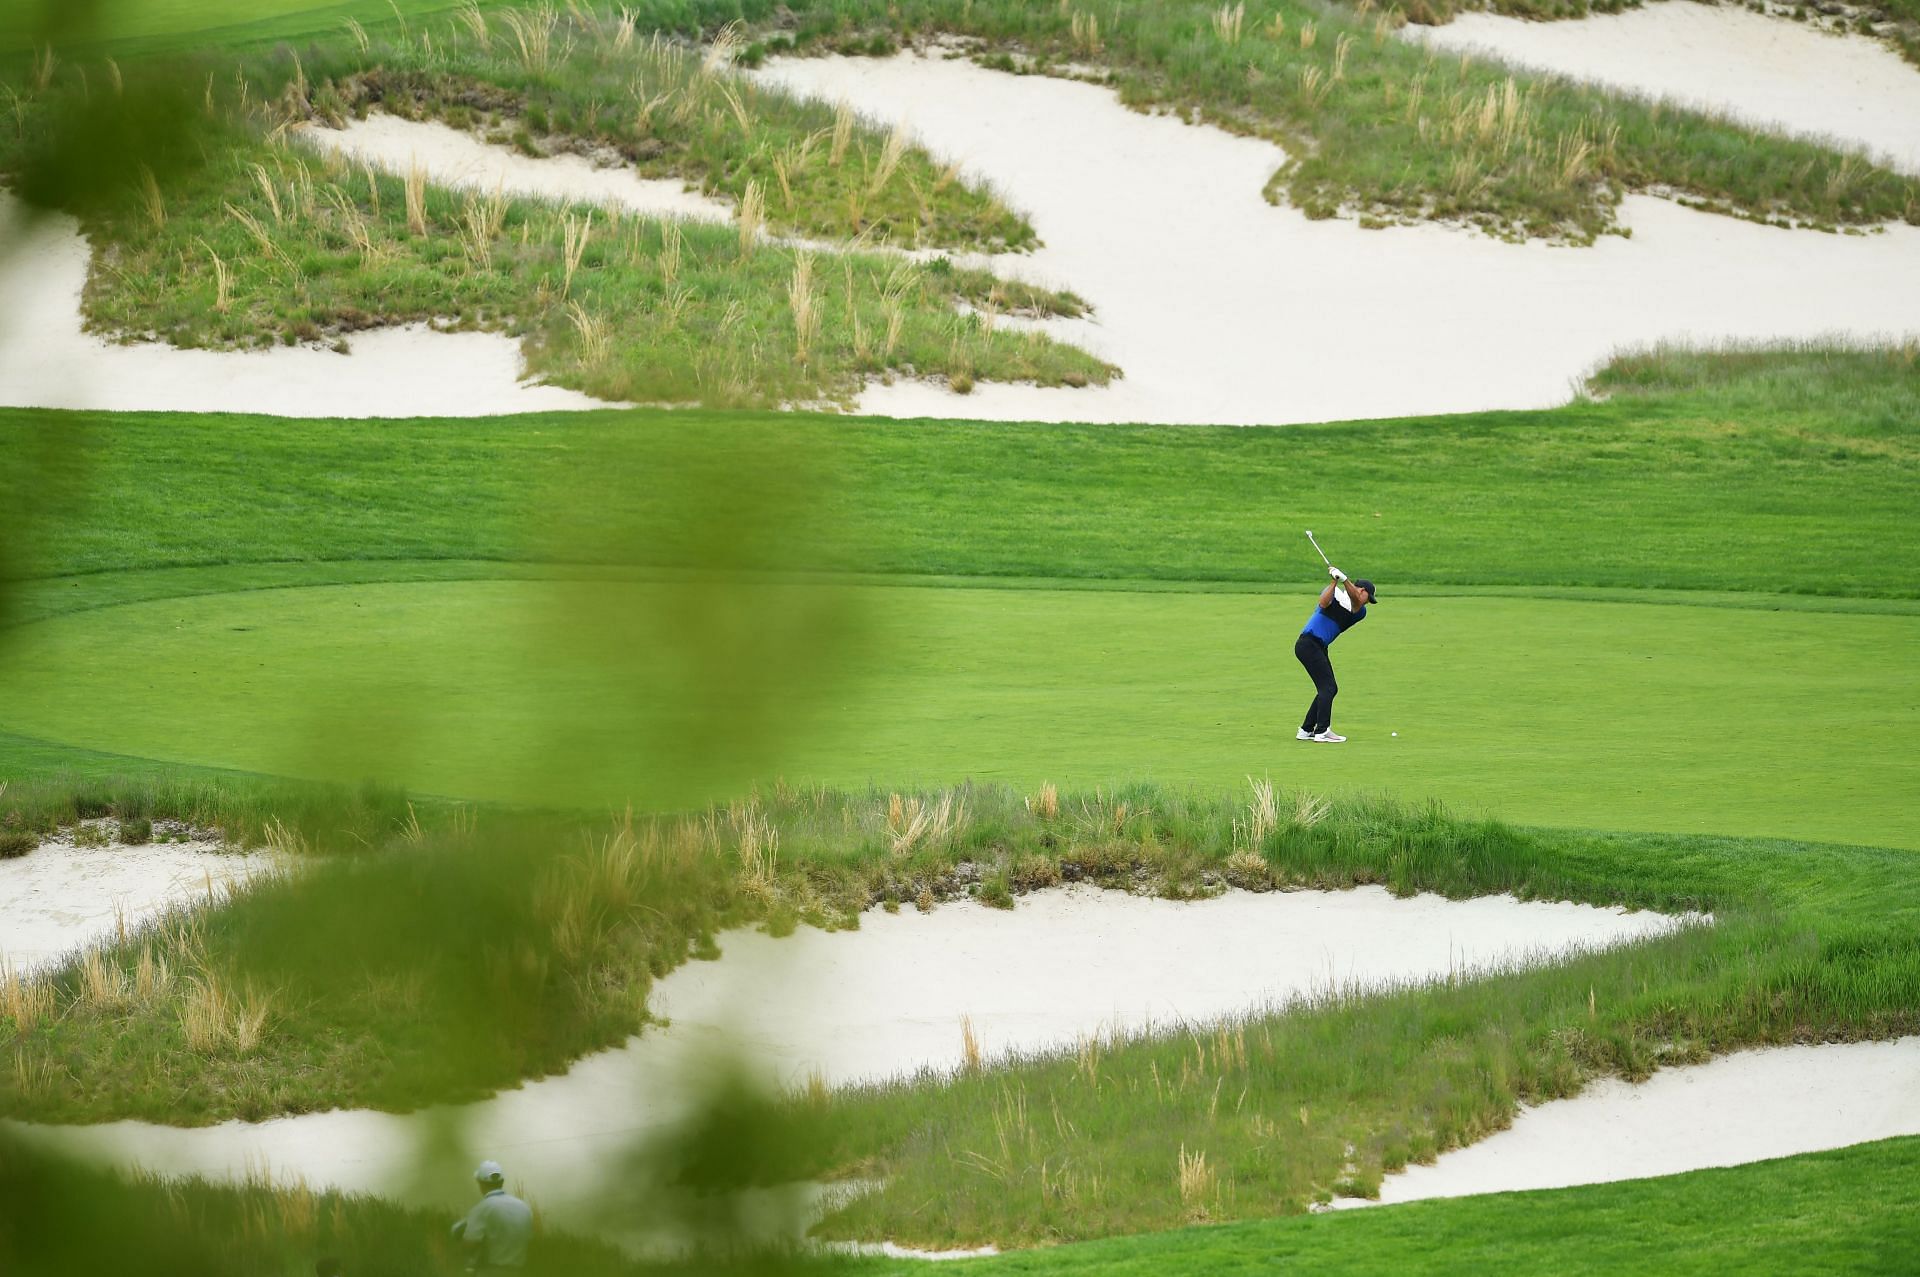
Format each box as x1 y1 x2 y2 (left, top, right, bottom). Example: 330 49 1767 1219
1305 530 1350 606
1304 529 1334 571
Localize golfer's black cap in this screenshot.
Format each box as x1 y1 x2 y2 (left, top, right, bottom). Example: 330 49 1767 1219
1354 579 1378 601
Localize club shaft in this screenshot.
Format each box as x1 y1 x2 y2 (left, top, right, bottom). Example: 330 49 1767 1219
1305 531 1333 569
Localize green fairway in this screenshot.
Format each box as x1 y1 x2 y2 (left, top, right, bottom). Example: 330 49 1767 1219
2 572 1912 846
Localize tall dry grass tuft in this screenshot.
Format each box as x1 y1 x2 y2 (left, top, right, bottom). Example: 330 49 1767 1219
249 163 285 226
1027 781 1060 821
200 240 232 311
702 21 744 76
225 203 279 259
1070 10 1102 56
869 121 909 199
1241 776 1278 847
731 799 779 890
1299 20 1317 49
1177 1144 1215 1218
1332 32 1355 81
566 301 610 364
501 3 558 75
455 0 489 42
1293 792 1331 828
79 951 132 1011
738 179 765 254
343 16 371 54
788 251 819 364
30 46 57 93
1075 1032 1103 1087
402 161 428 235
137 164 166 230
1297 64 1330 110
2 963 55 1034
459 185 507 270
561 209 593 295
611 7 637 52
886 789 968 857
961 1015 983 1073
658 220 683 285
180 973 272 1055
134 945 172 1004
880 264 915 359
1211 2 1245 44
830 101 855 167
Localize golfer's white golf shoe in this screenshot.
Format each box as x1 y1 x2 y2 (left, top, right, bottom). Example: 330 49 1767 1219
1296 729 1316 740
1312 731 1347 743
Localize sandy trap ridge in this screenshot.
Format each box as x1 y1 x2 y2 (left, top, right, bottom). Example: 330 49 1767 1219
0 194 608 419
1408 0 1920 178
0 824 271 976
747 50 1920 426
20 885 1690 1238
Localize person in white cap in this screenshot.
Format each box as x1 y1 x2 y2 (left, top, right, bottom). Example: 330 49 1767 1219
450 1160 533 1271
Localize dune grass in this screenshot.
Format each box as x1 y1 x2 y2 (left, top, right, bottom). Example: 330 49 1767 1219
1387 0 1920 72
312 7 1036 251
12 0 1920 250
3 779 1916 1249
0 16 1104 408
741 0 1920 241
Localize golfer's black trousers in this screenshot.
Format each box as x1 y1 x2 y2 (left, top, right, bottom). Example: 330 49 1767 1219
1294 633 1338 735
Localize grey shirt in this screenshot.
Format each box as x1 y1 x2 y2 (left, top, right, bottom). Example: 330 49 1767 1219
452 1189 533 1269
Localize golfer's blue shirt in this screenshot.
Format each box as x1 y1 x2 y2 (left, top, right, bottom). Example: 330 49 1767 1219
1301 600 1366 645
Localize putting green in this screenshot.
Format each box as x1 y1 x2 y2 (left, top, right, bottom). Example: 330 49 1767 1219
1 575 1913 847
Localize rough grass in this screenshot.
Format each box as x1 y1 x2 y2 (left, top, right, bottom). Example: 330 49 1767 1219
0 23 1106 408
856 1136 1920 1274
1 343 1914 596
12 0 1919 254
1389 0 1920 72
3 1122 1915 1273
744 0 1920 241
2 782 1914 1120
1 778 1915 1258
314 9 1035 250
0 1130 760 1277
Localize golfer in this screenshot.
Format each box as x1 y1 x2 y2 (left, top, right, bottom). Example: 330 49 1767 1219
1295 566 1377 743
451 1160 534 1271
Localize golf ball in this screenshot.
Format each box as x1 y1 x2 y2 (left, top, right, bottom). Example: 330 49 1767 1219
1391 731 1398 737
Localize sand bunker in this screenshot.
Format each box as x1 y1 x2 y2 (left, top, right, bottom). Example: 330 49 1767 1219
0 829 269 976
0 196 609 418
749 51 1920 426
16 885 1685 1236
1408 2 1920 176
296 116 737 223
1355 1035 1920 1205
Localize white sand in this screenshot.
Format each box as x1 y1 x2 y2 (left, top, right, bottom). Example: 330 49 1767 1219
749 51 1920 426
297 116 737 223
13 885 1685 1234
1407 1 1920 176
1352 1036 1920 1205
0 196 610 418
0 832 269 976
